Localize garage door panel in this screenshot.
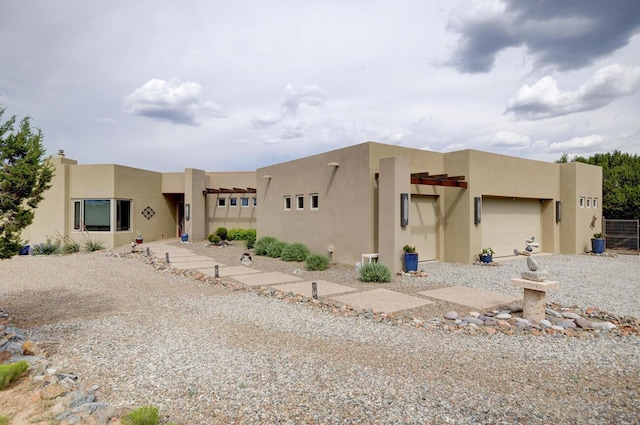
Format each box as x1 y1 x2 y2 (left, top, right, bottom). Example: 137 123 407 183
410 195 438 261
482 198 541 257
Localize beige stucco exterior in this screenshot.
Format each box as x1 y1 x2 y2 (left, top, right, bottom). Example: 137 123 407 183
25 142 602 272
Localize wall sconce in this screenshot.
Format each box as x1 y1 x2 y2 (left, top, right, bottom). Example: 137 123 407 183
555 201 562 223
185 203 190 221
474 197 481 224
400 193 409 226
262 175 271 179
327 162 340 167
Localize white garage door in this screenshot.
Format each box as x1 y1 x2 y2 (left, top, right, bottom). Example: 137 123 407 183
410 195 438 261
481 197 542 257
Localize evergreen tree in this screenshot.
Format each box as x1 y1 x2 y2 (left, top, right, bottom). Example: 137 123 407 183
557 151 640 220
0 108 54 258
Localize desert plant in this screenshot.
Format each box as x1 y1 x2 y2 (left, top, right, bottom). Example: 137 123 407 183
83 237 105 252
60 238 80 254
481 247 495 255
0 415 10 425
31 237 60 255
593 232 604 239
208 233 221 244
245 234 256 249
266 241 288 258
227 227 256 241
403 244 416 253
121 405 160 425
359 262 392 283
0 360 29 390
306 254 329 271
281 242 310 262
254 236 277 255
215 227 228 240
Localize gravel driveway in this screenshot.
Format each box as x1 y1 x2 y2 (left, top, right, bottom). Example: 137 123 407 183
1 247 639 424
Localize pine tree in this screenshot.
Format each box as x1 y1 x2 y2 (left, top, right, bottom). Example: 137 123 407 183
0 108 54 258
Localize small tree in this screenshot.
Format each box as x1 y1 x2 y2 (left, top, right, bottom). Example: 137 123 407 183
0 108 54 259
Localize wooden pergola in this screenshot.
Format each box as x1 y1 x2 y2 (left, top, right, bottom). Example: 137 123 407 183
202 187 257 196
374 172 468 188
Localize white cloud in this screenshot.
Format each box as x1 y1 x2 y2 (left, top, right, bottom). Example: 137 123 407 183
491 130 530 149
506 64 640 120
123 78 224 126
546 134 605 153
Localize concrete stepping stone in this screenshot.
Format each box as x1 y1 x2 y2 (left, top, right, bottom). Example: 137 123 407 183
271 280 357 298
231 272 303 286
330 288 434 314
418 286 519 309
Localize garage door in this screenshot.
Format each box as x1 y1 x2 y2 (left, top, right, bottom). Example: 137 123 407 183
481 197 542 257
410 195 438 261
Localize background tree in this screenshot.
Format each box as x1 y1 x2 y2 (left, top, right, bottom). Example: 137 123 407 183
0 108 54 259
557 151 640 220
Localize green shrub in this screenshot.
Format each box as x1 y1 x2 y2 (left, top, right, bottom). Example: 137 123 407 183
245 234 256 249
228 227 257 241
83 238 105 252
281 242 310 262
359 262 392 283
121 405 160 425
266 241 288 258
31 237 60 255
306 254 329 271
60 238 80 254
215 227 228 240
0 360 29 390
208 233 221 244
0 415 10 425
254 236 277 255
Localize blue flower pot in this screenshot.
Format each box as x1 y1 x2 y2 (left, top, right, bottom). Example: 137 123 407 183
181 233 188 242
591 238 605 254
404 252 418 272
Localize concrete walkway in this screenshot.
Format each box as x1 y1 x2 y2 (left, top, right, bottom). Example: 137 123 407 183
145 242 519 314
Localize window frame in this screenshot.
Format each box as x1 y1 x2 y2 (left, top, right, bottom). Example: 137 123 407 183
593 198 598 208
229 197 238 207
284 196 291 210
72 198 132 233
579 197 585 208
241 197 250 207
296 194 304 210
310 193 319 210
217 197 226 207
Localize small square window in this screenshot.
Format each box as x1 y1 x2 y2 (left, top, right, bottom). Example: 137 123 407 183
310 193 319 209
296 194 304 210
586 198 592 208
241 197 249 207
593 198 598 208
229 197 238 207
579 197 585 208
217 198 226 207
284 196 291 210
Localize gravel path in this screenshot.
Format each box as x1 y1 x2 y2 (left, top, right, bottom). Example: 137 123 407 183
1 247 639 424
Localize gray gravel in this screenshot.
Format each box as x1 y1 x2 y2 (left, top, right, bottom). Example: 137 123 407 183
1 249 639 424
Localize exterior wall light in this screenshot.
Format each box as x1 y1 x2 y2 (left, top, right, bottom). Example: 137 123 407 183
327 162 340 167
262 175 272 179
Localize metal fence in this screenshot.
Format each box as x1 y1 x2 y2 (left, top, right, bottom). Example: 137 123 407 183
604 218 639 254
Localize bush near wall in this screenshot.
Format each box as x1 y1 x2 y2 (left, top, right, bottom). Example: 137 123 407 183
266 241 288 258
359 263 392 283
227 228 257 242
281 243 310 262
254 236 278 255
306 254 329 271
215 227 228 240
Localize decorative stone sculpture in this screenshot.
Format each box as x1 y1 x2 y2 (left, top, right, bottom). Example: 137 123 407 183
521 257 548 281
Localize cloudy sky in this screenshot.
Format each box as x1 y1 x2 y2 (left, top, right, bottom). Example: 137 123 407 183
2 0 639 172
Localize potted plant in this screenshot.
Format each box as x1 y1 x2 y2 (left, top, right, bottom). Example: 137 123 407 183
403 244 418 272
135 231 143 244
591 232 605 254
479 247 495 263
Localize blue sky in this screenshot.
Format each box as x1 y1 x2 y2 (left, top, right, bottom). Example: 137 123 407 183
2 0 639 171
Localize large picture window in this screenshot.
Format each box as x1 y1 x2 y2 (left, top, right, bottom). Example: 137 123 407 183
73 199 131 232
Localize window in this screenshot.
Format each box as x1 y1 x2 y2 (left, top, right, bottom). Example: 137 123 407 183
296 194 304 210
593 198 598 208
241 197 250 207
586 198 592 208
284 196 291 210
218 198 226 207
73 199 131 232
310 193 319 209
579 197 585 208
116 200 131 231
253 197 257 207
229 197 238 207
